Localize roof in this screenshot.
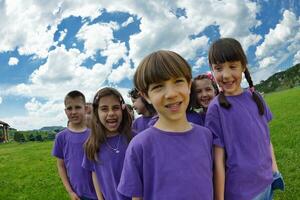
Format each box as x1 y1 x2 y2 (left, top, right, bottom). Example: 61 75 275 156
0 120 10 127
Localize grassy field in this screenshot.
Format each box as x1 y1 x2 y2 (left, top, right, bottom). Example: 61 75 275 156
0 87 299 199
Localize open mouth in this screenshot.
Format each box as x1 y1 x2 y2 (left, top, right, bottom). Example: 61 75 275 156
165 102 182 112
106 119 118 128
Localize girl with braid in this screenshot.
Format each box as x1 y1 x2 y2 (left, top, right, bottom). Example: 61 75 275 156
205 38 284 200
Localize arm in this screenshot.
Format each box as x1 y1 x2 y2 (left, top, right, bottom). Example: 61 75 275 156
56 159 80 200
92 172 104 200
132 198 143 200
214 146 225 200
270 142 279 172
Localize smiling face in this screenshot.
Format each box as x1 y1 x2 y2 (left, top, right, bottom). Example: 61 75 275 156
194 78 216 109
212 61 244 96
98 95 123 136
144 77 191 124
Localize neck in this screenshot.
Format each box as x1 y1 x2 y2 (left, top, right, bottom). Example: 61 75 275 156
142 110 152 117
154 116 192 132
68 123 87 133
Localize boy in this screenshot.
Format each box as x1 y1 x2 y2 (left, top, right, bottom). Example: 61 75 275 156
128 88 156 134
52 90 97 200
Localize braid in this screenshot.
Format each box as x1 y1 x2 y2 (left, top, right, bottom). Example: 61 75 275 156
218 90 231 109
244 68 264 115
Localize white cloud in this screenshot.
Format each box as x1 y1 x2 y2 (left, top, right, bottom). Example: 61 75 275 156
293 51 300 65
256 10 300 59
108 59 135 83
58 29 67 42
121 16 134 27
193 57 207 72
0 96 2 104
8 57 19 66
259 56 277 69
77 22 116 57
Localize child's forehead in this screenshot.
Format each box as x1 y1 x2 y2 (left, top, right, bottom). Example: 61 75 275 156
99 95 121 105
65 97 85 105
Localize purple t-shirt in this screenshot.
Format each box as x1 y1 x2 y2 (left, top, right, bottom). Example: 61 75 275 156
147 111 204 127
118 125 213 200
205 90 273 200
82 134 130 200
52 128 97 199
132 116 153 134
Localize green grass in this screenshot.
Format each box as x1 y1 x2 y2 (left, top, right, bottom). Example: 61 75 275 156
0 141 68 200
265 87 300 199
0 87 299 199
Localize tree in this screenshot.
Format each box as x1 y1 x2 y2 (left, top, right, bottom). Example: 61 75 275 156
14 132 25 143
35 134 43 142
28 134 35 141
47 133 56 141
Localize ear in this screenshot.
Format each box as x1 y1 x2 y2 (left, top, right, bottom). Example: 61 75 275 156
188 81 192 94
121 104 126 110
140 92 151 104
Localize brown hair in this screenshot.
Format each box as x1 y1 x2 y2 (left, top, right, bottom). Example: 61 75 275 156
64 90 86 105
134 50 192 95
84 87 132 161
208 38 264 115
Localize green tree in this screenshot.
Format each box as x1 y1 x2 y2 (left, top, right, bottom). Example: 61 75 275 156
13 132 25 143
35 134 43 142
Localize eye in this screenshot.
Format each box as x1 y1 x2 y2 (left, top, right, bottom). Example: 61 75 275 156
175 78 185 84
150 84 163 91
99 107 108 112
65 107 72 111
75 105 82 110
112 105 121 111
213 65 222 72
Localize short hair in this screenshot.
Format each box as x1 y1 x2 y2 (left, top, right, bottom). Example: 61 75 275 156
64 90 86 105
134 50 192 94
128 88 156 116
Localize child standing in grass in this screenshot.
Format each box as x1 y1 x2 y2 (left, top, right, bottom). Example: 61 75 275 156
118 50 213 200
205 38 284 200
192 73 219 123
82 87 132 200
52 90 97 200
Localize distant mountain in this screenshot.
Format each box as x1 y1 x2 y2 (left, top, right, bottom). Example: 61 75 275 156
39 126 65 132
255 63 300 93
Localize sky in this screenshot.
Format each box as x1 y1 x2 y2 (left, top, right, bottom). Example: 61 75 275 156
0 0 299 130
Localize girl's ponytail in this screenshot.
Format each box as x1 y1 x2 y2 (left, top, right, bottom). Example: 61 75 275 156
218 89 231 109
244 68 264 115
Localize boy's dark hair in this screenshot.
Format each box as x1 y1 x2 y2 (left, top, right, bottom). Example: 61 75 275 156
64 90 86 105
208 38 264 115
85 87 132 161
128 88 156 116
134 50 192 94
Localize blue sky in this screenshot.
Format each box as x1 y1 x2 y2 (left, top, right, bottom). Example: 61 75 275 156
0 0 299 130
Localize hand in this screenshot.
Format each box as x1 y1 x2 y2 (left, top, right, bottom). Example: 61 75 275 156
69 191 80 200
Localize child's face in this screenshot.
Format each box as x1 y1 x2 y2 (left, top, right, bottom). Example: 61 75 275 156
194 79 216 109
64 97 86 126
212 61 244 96
131 97 146 115
98 95 123 136
144 77 191 123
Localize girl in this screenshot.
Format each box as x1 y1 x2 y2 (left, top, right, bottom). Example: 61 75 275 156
118 50 213 200
205 38 283 200
192 72 219 123
83 87 132 200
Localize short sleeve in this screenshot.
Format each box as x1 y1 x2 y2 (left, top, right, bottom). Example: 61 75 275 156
117 141 143 197
52 133 64 159
205 104 225 148
82 153 96 172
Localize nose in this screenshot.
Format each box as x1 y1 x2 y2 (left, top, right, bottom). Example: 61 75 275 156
165 84 177 99
222 68 231 80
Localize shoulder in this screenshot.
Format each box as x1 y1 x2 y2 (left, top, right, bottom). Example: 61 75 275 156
55 128 69 139
192 124 213 139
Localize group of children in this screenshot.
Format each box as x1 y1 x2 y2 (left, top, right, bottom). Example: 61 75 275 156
52 38 284 200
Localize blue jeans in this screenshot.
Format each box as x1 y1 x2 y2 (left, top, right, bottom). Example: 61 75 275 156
252 184 272 200
252 171 285 200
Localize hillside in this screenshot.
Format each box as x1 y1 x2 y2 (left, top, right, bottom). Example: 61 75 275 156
255 63 300 93
39 126 65 132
